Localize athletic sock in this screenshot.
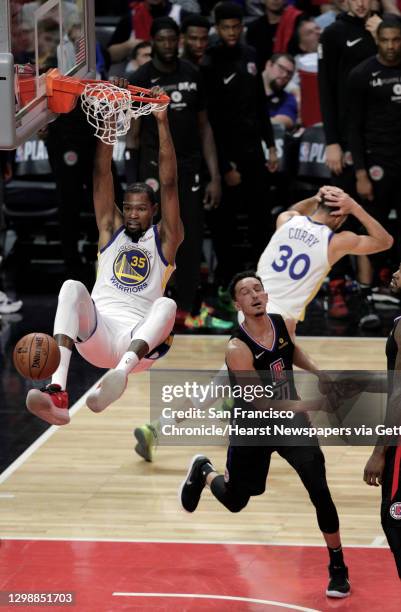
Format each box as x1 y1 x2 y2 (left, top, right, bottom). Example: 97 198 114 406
328 545 345 568
51 346 72 389
201 462 215 480
115 351 139 375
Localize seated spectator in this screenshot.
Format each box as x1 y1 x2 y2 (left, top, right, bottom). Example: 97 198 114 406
246 0 303 71
125 40 152 74
108 0 196 64
263 53 297 129
287 17 320 112
181 14 210 65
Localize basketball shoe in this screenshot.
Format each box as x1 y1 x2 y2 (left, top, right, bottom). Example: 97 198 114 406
326 565 351 598
179 454 213 512
26 384 69 426
86 369 127 413
134 423 158 462
0 291 22 314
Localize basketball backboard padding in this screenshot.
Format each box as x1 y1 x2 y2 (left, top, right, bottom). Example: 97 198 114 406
0 0 96 150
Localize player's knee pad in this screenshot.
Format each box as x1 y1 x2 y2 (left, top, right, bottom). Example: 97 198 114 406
58 279 87 304
224 493 250 513
153 296 176 318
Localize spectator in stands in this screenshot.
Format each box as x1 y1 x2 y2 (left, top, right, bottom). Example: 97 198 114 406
125 41 152 74
263 53 297 128
181 15 211 65
37 18 59 72
246 0 303 71
315 0 346 31
129 17 225 330
348 16 401 276
202 2 278 291
318 0 381 326
107 0 195 64
0 153 23 315
287 17 320 108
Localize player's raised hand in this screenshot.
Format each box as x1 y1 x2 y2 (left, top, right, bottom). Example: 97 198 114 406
325 192 359 216
109 76 130 90
150 86 169 120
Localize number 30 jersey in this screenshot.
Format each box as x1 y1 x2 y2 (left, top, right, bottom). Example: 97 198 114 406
257 216 333 321
91 224 175 326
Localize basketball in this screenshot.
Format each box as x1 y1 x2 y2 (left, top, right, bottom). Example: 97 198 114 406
13 333 60 380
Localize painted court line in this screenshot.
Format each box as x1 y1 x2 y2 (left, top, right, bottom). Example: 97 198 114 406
0 536 389 549
0 375 104 486
112 592 321 611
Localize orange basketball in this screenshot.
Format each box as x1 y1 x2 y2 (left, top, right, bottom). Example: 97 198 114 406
13 333 60 380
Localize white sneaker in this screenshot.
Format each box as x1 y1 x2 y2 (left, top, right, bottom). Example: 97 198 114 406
0 291 23 314
86 369 127 413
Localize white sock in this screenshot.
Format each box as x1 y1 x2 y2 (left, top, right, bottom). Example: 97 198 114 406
51 346 72 390
115 351 139 375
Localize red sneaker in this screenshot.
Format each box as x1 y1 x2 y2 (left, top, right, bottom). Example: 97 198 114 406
26 384 70 426
328 280 349 319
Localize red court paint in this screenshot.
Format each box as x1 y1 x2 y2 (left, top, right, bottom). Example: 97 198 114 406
0 540 399 611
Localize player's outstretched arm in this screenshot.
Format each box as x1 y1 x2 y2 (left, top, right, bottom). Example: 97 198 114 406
93 140 123 251
154 92 184 265
328 195 393 262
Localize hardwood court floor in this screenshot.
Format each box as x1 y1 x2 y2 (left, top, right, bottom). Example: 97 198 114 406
0 336 388 547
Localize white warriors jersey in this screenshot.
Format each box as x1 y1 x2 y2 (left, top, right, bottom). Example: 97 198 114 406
91 224 174 326
257 216 333 321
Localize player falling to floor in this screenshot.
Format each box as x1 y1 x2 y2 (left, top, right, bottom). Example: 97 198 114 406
364 262 401 580
179 271 351 598
135 186 393 460
256 185 393 337
26 86 183 425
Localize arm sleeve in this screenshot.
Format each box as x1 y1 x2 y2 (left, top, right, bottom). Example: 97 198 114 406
347 66 368 171
318 27 341 145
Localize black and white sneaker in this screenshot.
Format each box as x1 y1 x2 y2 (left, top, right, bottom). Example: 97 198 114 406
326 565 351 598
359 294 381 330
179 454 212 513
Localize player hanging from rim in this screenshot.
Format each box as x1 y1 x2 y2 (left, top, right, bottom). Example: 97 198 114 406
26 85 183 425
179 271 351 598
364 262 401 580
134 186 393 461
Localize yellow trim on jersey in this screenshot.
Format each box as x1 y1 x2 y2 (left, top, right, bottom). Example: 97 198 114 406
298 265 331 322
161 264 174 292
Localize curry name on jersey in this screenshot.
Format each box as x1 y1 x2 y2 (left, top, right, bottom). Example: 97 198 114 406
257 215 332 320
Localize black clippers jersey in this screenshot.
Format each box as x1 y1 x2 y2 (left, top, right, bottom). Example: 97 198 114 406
229 314 297 400
386 316 401 397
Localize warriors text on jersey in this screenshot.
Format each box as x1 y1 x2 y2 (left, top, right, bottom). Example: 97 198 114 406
257 215 333 320
91 224 174 326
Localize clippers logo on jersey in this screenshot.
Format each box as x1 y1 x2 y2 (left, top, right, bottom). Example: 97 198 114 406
390 502 401 520
270 358 286 383
112 245 151 292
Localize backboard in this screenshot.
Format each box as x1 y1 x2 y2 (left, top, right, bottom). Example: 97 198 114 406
0 0 96 149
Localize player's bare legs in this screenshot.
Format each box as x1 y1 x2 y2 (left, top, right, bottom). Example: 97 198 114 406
26 280 96 425
86 296 176 413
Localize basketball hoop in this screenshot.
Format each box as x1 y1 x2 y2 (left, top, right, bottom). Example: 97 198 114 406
45 70 170 145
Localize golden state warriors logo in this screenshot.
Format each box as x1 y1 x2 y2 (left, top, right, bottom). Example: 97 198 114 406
112 246 151 291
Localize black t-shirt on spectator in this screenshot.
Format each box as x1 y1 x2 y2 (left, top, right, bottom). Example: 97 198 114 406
129 59 206 164
348 56 401 172
201 42 275 173
246 17 278 72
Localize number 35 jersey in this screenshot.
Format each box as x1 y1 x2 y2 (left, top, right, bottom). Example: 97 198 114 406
91 224 175 326
257 216 333 321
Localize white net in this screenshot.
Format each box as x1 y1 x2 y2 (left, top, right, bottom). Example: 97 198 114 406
80 82 169 145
